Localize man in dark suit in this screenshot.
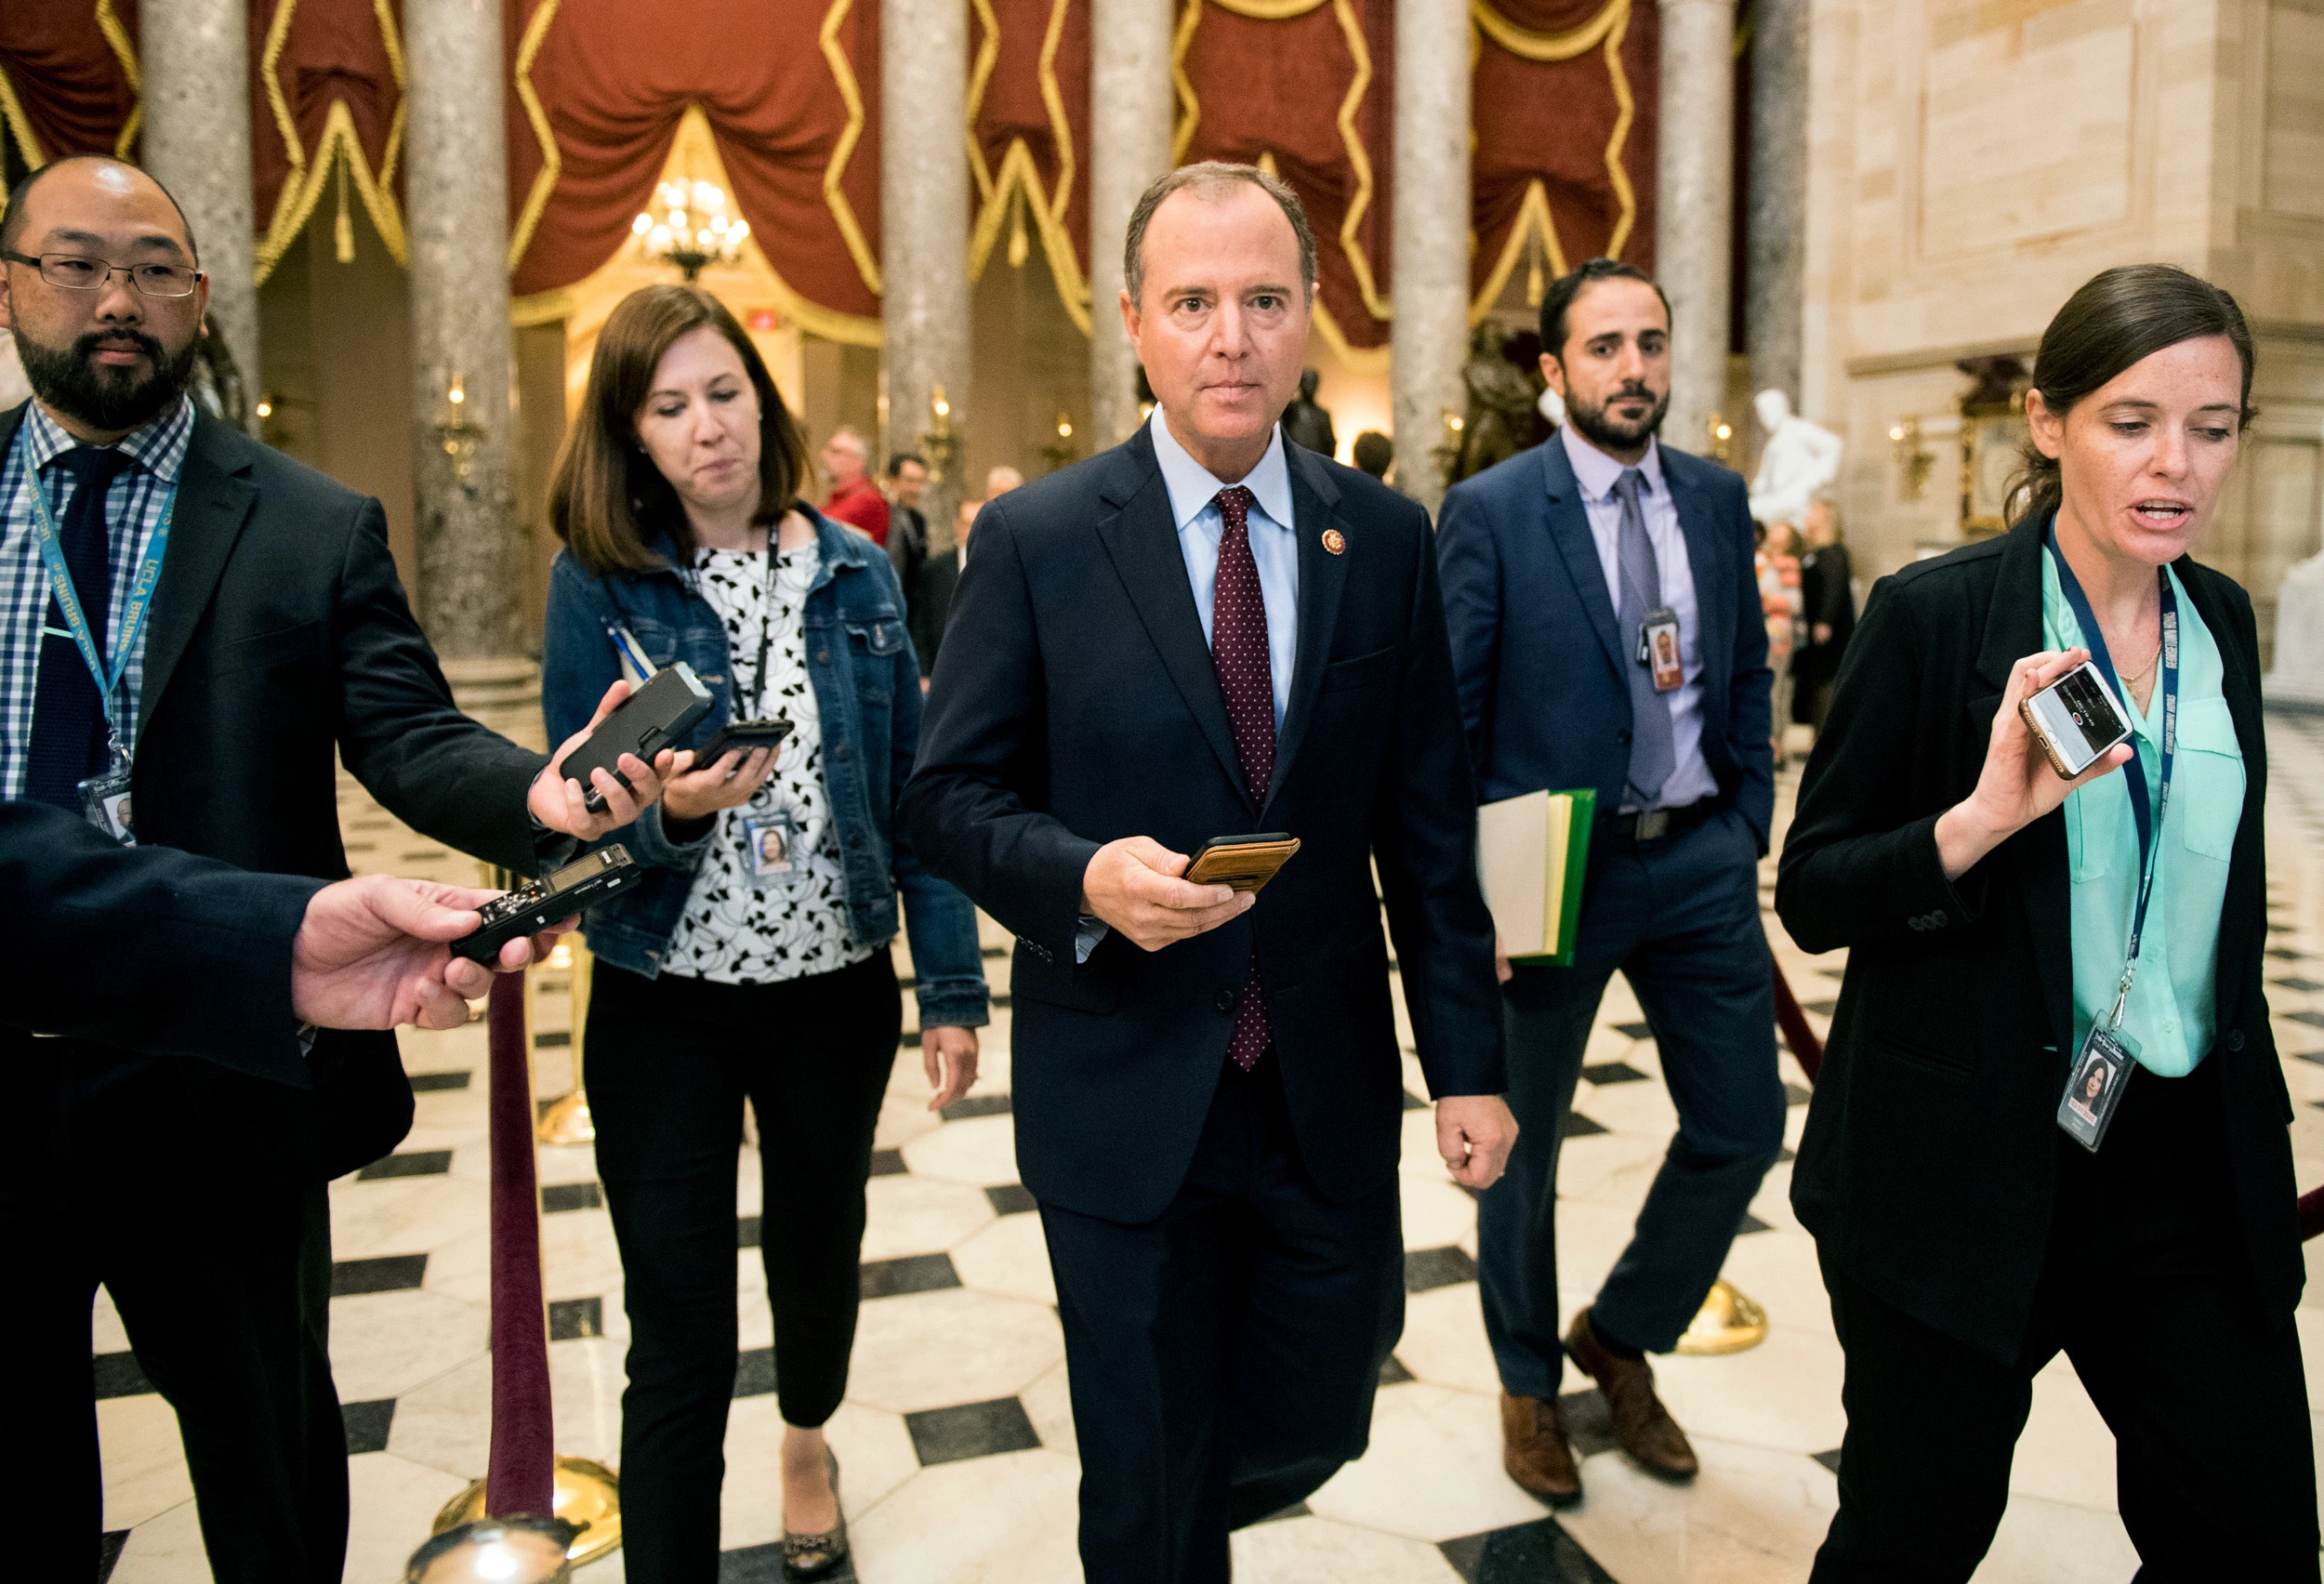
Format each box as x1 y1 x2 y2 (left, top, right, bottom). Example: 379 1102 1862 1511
1438 258 1785 1503
903 163 1513 1583
910 493 976 679
0 156 666 1581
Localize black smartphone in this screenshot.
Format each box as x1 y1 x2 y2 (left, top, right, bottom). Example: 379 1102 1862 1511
693 717 795 766
449 846 640 963
560 665 714 812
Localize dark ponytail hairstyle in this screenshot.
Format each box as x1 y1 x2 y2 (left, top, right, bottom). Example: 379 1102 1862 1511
2007 263 2258 529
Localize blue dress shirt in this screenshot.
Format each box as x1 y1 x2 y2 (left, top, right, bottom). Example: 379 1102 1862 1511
1148 406 1300 731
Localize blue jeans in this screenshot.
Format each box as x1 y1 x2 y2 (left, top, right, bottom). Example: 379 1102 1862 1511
1477 807 1786 1396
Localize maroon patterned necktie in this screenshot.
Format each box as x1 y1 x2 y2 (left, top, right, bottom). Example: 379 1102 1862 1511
1209 485 1274 1070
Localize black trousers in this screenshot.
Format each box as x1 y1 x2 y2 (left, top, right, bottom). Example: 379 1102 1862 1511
1814 1056 2319 1583
586 952 902 1584
1038 1056 1404 1584
0 1039 346 1584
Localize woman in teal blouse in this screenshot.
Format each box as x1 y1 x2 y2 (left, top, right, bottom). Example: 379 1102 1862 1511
1778 264 2317 1581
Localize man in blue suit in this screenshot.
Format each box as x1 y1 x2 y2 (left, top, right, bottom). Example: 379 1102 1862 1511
1438 258 1785 1504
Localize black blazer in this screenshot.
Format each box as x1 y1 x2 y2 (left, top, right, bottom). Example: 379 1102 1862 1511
910 548 961 679
902 427 1504 1224
4 799 318 1080
1776 518 2295 1363
1 403 557 1180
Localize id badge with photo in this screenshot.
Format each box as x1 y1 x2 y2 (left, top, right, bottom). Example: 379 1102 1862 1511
742 809 806 891
77 763 137 846
1639 606 1684 693
2055 1023 2138 1153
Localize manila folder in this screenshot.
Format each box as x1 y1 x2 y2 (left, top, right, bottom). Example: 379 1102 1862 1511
1477 787 1594 966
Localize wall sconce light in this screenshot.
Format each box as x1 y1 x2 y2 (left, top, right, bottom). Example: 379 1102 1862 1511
435 371 483 482
1890 415 1934 501
1433 409 1466 492
1042 410 1078 475
918 383 959 486
1707 412 1735 465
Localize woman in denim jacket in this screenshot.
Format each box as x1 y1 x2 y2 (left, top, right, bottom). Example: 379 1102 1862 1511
541 285 986 1584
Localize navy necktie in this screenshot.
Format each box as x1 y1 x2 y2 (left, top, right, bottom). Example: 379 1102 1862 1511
1209 485 1274 1071
25 446 135 808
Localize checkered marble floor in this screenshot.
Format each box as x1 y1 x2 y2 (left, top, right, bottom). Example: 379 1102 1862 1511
93 720 2324 1583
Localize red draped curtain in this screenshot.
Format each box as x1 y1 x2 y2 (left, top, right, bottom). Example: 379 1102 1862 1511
967 0 1090 328
0 2 138 167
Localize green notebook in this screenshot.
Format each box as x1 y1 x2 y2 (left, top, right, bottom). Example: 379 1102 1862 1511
1478 787 1596 967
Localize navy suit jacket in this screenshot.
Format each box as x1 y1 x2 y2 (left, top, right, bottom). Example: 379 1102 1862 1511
1436 436 1776 847
902 426 1504 1224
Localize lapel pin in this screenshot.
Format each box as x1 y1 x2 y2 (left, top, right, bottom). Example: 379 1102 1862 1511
1321 528 1346 556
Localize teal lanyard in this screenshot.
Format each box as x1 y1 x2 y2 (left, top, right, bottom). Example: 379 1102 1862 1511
26 463 177 767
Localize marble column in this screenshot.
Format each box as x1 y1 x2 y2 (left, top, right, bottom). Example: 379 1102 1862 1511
1746 0 1808 413
882 0 972 546
404 0 528 706
141 0 259 435
1088 0 1174 450
1391 0 1471 515
1656 0 1736 462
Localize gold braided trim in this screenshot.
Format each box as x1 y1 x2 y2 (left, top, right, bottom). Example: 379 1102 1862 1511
964 0 1089 331
1600 0 1636 257
820 0 882 297
1470 0 1622 60
94 1 139 159
1311 295 1389 375
1171 1 1386 324
252 0 409 283
0 65 44 171
508 0 562 274
1468 178 1566 326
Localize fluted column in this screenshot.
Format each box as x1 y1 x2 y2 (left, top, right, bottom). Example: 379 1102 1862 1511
1656 0 1736 462
883 0 972 542
141 0 258 434
1089 0 1174 449
1746 0 1808 411
405 0 525 690
1391 0 1471 515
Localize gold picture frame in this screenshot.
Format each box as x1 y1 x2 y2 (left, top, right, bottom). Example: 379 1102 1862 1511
1958 356 2029 539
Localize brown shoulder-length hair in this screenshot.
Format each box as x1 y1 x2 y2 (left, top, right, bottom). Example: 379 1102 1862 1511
548 284 811 574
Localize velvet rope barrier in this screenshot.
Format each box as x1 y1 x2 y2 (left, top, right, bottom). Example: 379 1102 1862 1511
485 968 556 1516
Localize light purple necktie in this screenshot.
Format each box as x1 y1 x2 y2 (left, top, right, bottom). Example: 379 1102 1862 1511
1209 485 1274 1071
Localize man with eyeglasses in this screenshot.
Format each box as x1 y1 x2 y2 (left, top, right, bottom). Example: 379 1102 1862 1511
0 155 677 1581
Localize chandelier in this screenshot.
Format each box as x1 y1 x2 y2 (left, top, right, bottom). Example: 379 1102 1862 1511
632 178 749 282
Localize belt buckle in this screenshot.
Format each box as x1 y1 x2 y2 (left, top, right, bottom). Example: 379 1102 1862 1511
1633 809 1670 841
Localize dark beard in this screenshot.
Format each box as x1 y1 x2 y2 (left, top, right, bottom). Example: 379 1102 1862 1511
14 325 199 434
1566 381 1669 455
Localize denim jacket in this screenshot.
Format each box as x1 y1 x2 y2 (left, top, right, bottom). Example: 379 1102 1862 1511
540 510 988 1029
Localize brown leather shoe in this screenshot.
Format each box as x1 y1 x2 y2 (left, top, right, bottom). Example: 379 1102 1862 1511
1564 1307 1698 1480
1499 1393 1582 1505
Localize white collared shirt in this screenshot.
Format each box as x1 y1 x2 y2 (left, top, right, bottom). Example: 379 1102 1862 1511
1558 425 1719 811
1150 406 1299 730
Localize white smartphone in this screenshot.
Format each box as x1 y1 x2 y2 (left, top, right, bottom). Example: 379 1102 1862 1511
2019 660 2133 779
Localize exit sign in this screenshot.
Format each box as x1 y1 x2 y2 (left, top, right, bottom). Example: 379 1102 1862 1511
748 310 780 332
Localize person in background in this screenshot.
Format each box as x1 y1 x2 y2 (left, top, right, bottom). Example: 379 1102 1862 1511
1757 517 1804 766
1794 494 1855 734
543 284 987 1584
1352 429 1393 482
817 424 888 546
0 154 664 1583
911 493 978 683
1280 364 1337 457
1437 256 1782 1506
884 450 930 599
1777 262 2315 1582
984 462 1024 498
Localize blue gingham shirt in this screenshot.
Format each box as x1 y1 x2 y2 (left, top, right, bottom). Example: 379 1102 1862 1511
0 396 195 798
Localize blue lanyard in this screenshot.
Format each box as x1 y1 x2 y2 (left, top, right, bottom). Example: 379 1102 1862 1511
2046 523 2177 1027
26 461 176 765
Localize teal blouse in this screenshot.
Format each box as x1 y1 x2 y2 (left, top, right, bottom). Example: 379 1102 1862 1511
2042 554 2244 1076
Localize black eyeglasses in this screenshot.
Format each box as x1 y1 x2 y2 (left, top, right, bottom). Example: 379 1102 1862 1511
1 250 204 298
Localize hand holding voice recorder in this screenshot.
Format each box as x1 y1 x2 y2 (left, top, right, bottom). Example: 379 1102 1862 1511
449 847 640 963
2019 660 2133 779
561 665 714 812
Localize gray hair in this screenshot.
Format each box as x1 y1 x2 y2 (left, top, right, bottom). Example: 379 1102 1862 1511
825 426 868 458
1123 162 1315 310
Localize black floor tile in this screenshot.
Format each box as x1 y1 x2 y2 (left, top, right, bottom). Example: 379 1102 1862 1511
541 1181 603 1213
738 1215 761 1248
1558 1388 1617 1457
868 1148 906 1177
733 1347 776 1398
2273 977 2324 993
1812 1446 1843 1475
1580 1060 1650 1086
99 1530 129 1583
1776 1145 1796 1163
1613 1021 1654 1041
1404 1246 1478 1292
1379 1353 1414 1386
549 1297 603 1340
2285 1010 2324 1032
985 1182 1038 1216
408 1070 472 1091
331 1253 429 1297
92 1350 152 1399
941 1093 1013 1121
1784 1082 1816 1106
2268 947 2309 961
535 1031 572 1049
1253 1500 1310 1524
342 1397 396 1454
2294 1049 2324 1068
1735 1211 1774 1235
356 1150 453 1181
1441 1515 1618 1583
1803 998 1838 1015
860 1253 961 1300
1561 1112 1609 1139
718 1541 858 1583
905 1395 1042 1465
401 850 447 862
1404 1089 1430 1111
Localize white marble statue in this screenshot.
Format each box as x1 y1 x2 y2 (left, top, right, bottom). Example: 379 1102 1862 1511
1747 389 1843 527
2264 549 2324 708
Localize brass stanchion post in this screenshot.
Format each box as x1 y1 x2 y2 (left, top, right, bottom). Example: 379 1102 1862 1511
535 934 596 1145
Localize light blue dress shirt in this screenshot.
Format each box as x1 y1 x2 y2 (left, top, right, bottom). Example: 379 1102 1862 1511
1149 406 1300 731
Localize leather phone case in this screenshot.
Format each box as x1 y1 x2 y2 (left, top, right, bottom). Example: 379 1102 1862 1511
1184 836 1301 893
